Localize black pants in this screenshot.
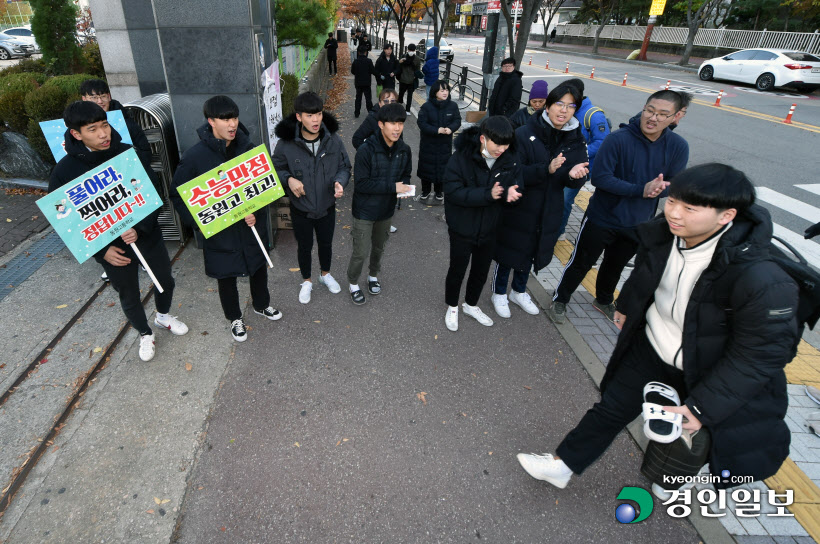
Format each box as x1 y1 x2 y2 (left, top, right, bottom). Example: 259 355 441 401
445 232 495 307
290 205 336 280
420 179 443 195
354 85 372 116
217 266 270 321
328 58 337 74
553 215 638 305
398 82 414 112
556 331 687 474
101 238 175 336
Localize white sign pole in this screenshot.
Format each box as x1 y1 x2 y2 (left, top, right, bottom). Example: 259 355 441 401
251 225 274 268
129 243 164 293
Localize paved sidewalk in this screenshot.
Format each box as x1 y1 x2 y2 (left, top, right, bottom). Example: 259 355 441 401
0 189 51 258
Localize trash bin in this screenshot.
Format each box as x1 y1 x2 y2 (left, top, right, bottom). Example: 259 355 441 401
123 93 186 244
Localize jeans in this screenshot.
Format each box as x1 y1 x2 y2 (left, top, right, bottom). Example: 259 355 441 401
290 205 336 280
346 217 391 285
560 186 582 235
556 331 686 474
101 238 175 336
217 266 270 321
553 215 638 306
445 232 495 307
492 262 529 295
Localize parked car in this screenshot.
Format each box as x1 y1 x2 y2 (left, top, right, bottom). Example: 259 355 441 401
418 37 454 63
0 36 33 60
698 48 820 92
0 26 40 54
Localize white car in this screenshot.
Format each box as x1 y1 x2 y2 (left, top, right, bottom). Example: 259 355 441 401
0 26 40 54
698 48 820 93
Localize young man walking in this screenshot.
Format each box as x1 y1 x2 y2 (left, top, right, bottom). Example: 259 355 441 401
397 44 421 113
518 163 799 492
171 95 282 342
50 101 188 362
351 48 376 118
346 103 412 305
548 90 689 324
273 92 351 304
324 32 338 76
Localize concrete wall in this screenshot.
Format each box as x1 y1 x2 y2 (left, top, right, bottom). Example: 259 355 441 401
88 0 142 103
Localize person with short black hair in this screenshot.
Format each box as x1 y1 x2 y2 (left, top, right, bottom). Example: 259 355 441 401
397 44 421 113
50 101 188 362
374 44 398 94
519 163 799 495
487 57 523 118
351 48 376 117
273 92 351 304
548 90 689 325
443 116 522 331
492 83 589 319
171 95 282 343
351 88 400 149
416 80 461 202
324 32 338 76
346 103 412 305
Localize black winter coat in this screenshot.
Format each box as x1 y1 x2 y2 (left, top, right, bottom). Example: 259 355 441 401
109 99 152 167
397 53 421 85
352 133 412 221
495 112 588 272
509 106 534 129
488 70 523 118
351 56 375 87
352 105 405 149
272 112 351 219
416 97 461 182
324 38 338 60
49 128 162 263
608 206 800 483
444 125 522 243
374 52 399 88
171 123 270 280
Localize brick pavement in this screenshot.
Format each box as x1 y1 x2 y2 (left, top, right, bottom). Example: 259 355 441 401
0 190 51 258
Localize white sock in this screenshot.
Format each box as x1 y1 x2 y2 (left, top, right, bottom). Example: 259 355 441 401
156 312 168 323
349 284 360 293
368 276 378 282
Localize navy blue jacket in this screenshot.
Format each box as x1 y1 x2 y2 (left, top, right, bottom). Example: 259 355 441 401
587 117 688 229
416 96 461 182
352 133 412 221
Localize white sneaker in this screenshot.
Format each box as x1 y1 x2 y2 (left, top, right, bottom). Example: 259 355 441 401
319 273 341 294
299 281 312 304
516 453 572 489
230 318 247 342
138 333 155 362
389 225 398 233
445 306 459 331
100 271 109 282
154 315 189 335
462 303 493 326
509 291 539 315
491 293 511 318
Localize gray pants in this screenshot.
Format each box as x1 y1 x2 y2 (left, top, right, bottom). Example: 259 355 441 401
347 217 391 285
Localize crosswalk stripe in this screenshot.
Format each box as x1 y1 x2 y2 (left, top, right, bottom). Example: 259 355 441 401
773 223 820 270
796 184 820 198
756 187 820 224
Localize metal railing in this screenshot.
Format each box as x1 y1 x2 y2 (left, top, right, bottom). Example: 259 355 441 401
558 24 820 55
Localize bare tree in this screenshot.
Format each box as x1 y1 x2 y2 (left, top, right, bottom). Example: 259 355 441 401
420 0 455 44
500 0 541 64
539 0 567 46
679 0 722 65
383 0 418 52
591 0 618 55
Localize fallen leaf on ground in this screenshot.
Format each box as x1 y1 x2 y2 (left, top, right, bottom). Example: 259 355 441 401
93 347 102 353
288 268 300 272
5 218 11 222
523 386 532 390
154 497 161 505
107 302 115 307
434 335 438 340
146 509 155 514
416 392 428 405
220 526 226 532
201 331 208 336
55 304 67 309
294 442 300 447
185 362 192 371
313 320 321 324
161 499 170 504
342 225 350 229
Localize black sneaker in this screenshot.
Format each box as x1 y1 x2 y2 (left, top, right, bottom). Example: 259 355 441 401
230 318 247 342
435 192 444 202
368 280 381 295
547 302 566 324
350 290 366 305
419 192 431 200
253 306 283 321
592 299 617 322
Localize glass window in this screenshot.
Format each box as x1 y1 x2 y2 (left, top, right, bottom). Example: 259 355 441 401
752 51 779 61
726 50 758 61
783 51 820 62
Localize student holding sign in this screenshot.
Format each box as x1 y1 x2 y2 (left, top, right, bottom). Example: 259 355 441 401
49 101 188 362
272 92 351 305
171 95 282 343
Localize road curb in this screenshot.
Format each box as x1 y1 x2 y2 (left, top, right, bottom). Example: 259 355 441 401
526 274 735 544
0 177 48 190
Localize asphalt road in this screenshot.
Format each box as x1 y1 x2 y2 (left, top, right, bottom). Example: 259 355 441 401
392 30 820 268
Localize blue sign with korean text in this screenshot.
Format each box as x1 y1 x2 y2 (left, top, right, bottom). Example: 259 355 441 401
39 110 132 162
36 148 163 263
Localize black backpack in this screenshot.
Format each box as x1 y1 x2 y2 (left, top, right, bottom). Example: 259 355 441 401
770 236 820 331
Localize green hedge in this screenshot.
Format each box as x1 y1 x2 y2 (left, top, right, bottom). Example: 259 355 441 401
0 91 31 132
43 73 95 99
281 73 299 117
0 58 49 78
0 73 44 97
25 85 69 122
26 118 54 165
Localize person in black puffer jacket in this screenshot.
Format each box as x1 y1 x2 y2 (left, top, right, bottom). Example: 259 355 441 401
517 164 799 491
492 83 589 319
487 57 523 118
351 50 376 117
416 80 462 202
351 88 402 149
171 96 282 343
374 44 399 92
443 116 522 333
50 101 187 362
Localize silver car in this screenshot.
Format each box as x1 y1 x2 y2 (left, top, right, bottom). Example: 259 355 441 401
0 26 40 54
0 36 33 61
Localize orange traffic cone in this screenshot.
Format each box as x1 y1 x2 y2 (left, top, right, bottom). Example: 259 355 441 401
621 73 627 86
714 90 723 107
784 103 797 124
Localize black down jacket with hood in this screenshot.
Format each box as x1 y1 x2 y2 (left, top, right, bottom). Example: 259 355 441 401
416 95 461 183
608 206 800 484
171 123 270 280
